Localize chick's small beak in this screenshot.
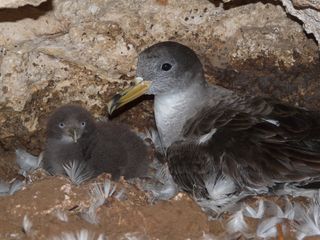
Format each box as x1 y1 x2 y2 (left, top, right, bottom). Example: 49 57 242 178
73 130 78 143
68 129 80 143
107 77 151 115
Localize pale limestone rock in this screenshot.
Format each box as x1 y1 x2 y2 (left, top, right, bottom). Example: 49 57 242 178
217 0 320 46
0 0 46 8
292 0 320 11
281 0 320 44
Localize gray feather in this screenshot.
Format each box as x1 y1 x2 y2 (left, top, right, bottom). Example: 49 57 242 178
15 148 41 174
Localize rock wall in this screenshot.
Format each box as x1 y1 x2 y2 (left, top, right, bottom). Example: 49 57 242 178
281 0 320 44
0 0 46 8
0 0 319 151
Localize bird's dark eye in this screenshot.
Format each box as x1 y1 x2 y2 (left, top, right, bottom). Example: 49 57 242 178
59 123 65 128
81 122 86 127
161 63 172 71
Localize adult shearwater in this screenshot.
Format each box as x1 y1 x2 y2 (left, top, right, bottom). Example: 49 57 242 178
107 41 320 213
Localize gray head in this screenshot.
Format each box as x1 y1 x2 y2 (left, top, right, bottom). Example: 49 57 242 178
46 105 96 143
137 41 205 95
107 41 206 114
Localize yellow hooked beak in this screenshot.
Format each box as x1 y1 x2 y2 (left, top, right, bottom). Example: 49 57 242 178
107 77 151 115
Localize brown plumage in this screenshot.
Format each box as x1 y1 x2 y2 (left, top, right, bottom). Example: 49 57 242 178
42 105 148 181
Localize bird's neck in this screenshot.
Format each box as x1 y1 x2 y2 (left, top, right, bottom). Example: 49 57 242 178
154 83 208 149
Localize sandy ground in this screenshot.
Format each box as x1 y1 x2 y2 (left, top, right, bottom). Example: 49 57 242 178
0 152 213 239
0 147 317 240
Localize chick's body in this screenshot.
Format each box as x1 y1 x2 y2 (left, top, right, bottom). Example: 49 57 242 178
42 105 148 180
84 122 148 180
43 139 84 175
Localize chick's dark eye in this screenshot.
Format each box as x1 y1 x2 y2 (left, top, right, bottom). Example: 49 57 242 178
81 122 86 127
59 123 65 128
161 63 172 71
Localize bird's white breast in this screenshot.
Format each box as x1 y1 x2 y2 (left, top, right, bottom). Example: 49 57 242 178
154 87 201 148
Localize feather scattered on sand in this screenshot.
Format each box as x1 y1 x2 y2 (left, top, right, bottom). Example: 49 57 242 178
142 160 178 202
9 179 25 195
254 199 294 238
114 188 126 201
243 199 265 219
15 148 41 175
226 210 248 234
293 192 320 240
81 180 116 224
51 229 106 240
196 175 246 217
120 232 149 240
0 179 25 196
22 215 32 235
256 216 283 238
55 210 68 222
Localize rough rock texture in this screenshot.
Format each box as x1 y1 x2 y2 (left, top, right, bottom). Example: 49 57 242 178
220 0 320 44
281 0 320 44
0 0 46 8
0 0 319 152
292 0 320 10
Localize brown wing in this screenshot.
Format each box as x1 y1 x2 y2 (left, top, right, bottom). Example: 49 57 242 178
167 97 320 196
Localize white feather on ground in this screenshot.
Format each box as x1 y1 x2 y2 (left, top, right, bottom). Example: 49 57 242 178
255 198 294 238
55 210 68 222
101 180 116 199
200 232 243 240
256 217 284 238
200 233 217 240
243 199 265 219
63 161 94 185
210 197 298 239
120 232 149 240
293 191 320 240
136 128 179 201
196 174 247 217
150 163 178 201
51 229 106 240
81 204 100 225
0 148 40 197
81 180 116 224
15 148 41 175
140 158 179 202
114 188 126 201
22 215 32 235
226 210 248 234
9 179 25 195
0 179 25 196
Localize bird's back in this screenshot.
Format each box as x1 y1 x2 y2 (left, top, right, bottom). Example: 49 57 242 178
168 95 320 198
